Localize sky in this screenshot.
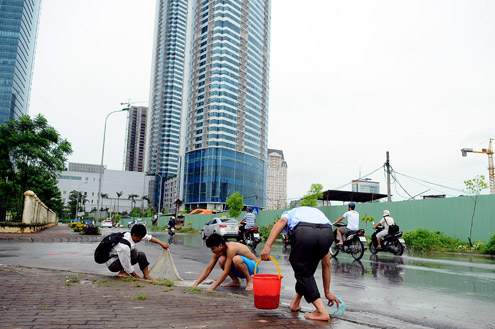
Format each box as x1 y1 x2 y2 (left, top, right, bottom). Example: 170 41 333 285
30 0 495 203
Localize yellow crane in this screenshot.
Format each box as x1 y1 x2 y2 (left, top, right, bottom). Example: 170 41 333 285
461 138 494 194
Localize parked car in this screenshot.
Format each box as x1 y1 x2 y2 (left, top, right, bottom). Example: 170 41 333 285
128 219 147 229
101 220 113 228
201 217 239 240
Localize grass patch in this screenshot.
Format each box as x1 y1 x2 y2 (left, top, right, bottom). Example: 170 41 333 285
120 276 138 282
162 287 174 293
133 293 147 300
134 282 144 288
65 274 82 286
185 287 201 293
151 279 174 287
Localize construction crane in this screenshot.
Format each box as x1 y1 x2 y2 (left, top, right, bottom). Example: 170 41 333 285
461 138 494 194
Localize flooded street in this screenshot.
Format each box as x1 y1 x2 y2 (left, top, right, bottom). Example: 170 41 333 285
1 230 494 328
158 233 495 329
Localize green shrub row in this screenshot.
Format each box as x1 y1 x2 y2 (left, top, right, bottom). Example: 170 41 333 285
402 228 495 254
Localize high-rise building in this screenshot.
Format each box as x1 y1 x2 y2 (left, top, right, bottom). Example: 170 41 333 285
266 149 287 209
147 0 271 211
125 106 148 172
0 0 42 124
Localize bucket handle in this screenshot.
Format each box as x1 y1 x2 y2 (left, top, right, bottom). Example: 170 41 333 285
254 256 281 279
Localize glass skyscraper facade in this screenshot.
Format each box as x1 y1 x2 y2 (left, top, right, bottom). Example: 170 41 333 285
147 0 270 210
0 0 42 124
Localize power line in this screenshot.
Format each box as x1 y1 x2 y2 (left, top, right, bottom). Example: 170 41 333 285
393 170 465 194
331 165 384 190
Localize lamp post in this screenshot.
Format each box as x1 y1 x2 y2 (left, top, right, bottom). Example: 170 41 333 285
96 107 130 220
76 181 88 219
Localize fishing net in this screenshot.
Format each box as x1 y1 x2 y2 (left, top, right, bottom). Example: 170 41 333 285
149 249 183 281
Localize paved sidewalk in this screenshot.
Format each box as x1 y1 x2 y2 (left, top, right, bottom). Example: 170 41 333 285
0 225 367 328
0 264 362 329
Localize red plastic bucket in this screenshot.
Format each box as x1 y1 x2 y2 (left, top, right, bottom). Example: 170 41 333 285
252 257 283 309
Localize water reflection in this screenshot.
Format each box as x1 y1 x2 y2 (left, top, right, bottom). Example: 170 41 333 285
369 255 404 284
331 257 365 276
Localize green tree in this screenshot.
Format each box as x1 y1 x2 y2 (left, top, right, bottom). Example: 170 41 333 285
300 183 323 207
130 207 142 218
67 190 81 218
464 175 489 247
128 194 139 209
0 114 72 215
141 195 150 214
226 192 244 218
116 191 123 214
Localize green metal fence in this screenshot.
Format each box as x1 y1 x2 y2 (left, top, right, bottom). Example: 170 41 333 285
183 194 495 243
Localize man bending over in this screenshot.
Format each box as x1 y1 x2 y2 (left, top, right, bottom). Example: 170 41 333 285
192 233 257 291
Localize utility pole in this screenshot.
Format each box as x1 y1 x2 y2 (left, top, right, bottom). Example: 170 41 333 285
386 151 391 202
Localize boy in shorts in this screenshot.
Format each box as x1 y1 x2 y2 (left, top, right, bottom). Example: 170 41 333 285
192 233 257 291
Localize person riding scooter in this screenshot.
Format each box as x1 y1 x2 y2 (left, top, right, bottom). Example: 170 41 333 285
372 210 395 250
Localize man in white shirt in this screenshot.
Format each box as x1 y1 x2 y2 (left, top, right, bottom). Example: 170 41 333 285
261 207 340 321
333 202 359 246
106 224 169 280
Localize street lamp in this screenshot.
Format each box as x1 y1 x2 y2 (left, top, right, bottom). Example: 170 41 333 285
96 107 130 220
76 181 88 219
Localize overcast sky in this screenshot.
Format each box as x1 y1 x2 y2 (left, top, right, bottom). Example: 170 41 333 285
30 0 495 202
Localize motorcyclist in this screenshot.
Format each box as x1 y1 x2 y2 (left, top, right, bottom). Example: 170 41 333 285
239 207 256 241
168 217 176 230
372 210 395 249
333 202 359 246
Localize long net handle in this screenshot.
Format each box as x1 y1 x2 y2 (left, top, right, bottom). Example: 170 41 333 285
254 256 281 279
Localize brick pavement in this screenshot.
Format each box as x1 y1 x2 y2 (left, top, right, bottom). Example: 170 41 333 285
0 264 353 329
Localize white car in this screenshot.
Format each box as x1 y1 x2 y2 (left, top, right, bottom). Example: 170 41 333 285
101 220 113 228
201 217 239 240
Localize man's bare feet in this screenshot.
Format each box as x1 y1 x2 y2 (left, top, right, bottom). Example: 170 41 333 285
117 270 130 278
304 310 330 321
221 280 241 287
290 300 301 312
144 276 158 281
245 281 253 291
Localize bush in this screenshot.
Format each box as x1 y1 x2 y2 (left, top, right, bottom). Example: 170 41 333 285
403 228 468 252
72 222 85 233
479 233 495 255
82 224 100 235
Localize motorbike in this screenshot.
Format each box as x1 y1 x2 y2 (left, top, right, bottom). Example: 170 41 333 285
369 225 406 256
168 226 175 236
237 222 262 251
329 222 366 260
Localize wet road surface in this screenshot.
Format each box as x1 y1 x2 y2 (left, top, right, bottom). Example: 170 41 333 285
1 229 494 328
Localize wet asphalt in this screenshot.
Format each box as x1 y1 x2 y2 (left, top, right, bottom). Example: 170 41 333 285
1 226 494 329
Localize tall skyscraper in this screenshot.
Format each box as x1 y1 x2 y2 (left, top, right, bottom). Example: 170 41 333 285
0 0 42 124
147 0 271 211
125 106 148 172
266 149 287 210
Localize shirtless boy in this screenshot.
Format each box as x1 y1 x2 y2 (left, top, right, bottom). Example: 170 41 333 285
192 233 257 291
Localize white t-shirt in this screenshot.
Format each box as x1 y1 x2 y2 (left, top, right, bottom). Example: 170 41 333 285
343 210 359 231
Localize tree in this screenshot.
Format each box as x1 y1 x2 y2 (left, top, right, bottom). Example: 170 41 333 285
128 194 139 210
300 183 323 207
464 175 488 247
226 192 244 218
116 191 123 214
130 207 142 218
0 114 72 215
141 195 150 214
67 190 81 218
